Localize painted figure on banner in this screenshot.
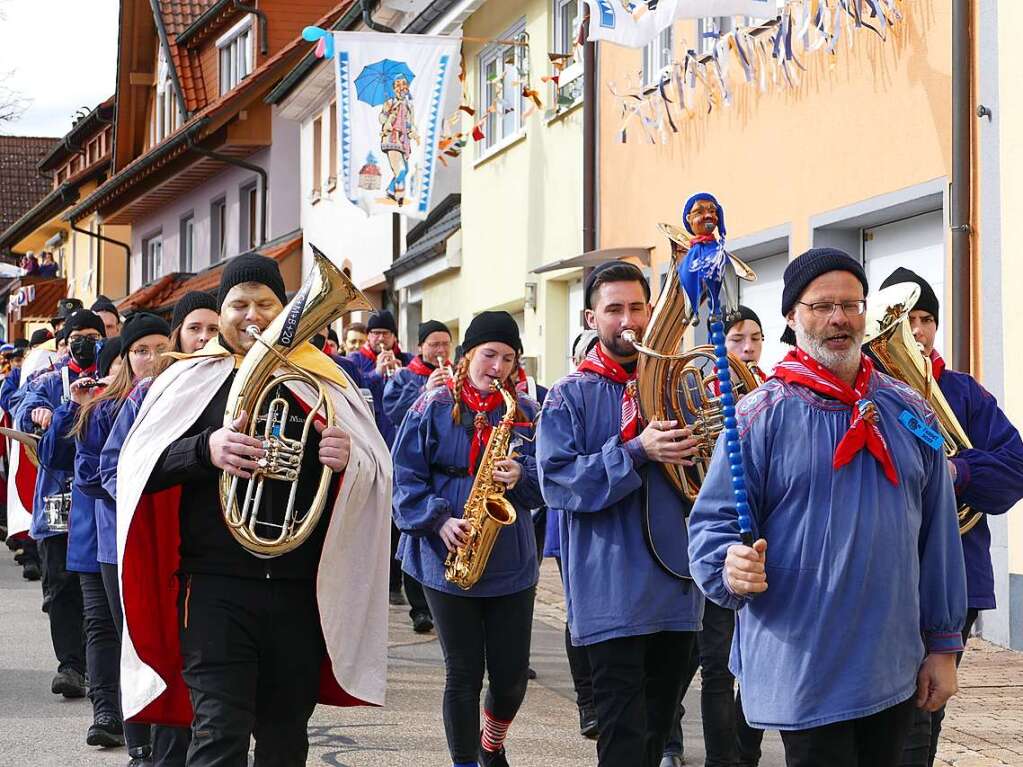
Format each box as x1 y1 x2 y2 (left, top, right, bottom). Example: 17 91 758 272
379 74 420 206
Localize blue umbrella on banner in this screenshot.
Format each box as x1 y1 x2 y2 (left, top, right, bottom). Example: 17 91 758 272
355 59 416 106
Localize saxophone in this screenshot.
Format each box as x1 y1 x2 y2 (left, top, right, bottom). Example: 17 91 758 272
444 383 519 590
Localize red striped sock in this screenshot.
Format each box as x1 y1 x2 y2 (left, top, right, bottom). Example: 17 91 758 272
480 709 512 752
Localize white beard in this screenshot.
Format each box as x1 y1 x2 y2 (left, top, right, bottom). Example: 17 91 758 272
793 315 864 382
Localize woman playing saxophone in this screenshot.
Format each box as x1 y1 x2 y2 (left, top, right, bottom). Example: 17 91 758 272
391 311 542 767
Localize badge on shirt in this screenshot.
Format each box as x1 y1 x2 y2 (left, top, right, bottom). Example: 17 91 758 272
898 410 945 451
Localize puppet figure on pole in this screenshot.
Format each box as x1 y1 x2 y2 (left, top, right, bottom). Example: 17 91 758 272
679 192 756 547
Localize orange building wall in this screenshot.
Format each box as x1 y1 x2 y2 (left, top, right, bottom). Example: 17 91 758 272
597 1 951 276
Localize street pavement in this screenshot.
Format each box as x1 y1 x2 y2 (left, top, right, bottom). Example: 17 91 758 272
2 554 1021 766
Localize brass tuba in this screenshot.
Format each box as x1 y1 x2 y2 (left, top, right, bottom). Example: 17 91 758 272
624 224 760 501
862 283 981 535
219 246 373 557
444 383 519 590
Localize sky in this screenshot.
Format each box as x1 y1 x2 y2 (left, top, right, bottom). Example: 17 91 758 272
0 0 119 138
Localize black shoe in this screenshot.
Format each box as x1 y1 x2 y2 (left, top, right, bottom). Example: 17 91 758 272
389 589 407 606
86 714 125 747
579 706 599 739
527 667 537 680
479 745 510 767
411 611 433 634
127 745 153 766
22 561 40 581
51 669 87 698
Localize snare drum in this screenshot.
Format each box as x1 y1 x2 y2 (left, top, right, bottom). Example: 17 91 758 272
43 492 72 533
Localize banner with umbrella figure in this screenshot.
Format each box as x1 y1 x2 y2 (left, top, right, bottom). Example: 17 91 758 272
333 32 460 219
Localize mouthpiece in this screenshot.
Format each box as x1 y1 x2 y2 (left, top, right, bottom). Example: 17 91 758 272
622 330 638 343
246 325 262 339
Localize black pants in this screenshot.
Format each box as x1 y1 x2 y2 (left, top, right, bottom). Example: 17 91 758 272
391 522 431 619
555 557 594 713
80 571 121 720
664 601 765 764
780 697 916 767
899 607 979 767
586 630 697 767
101 564 187 759
424 585 535 763
178 574 326 767
38 535 85 674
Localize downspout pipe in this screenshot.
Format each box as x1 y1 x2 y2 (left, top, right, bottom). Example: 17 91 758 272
582 26 597 254
189 144 269 247
71 220 132 300
149 0 190 120
232 0 269 56
951 0 973 373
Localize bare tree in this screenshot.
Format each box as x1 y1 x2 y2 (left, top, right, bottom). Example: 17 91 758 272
0 71 30 125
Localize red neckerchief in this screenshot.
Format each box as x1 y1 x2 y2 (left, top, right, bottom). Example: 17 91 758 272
407 355 435 377
690 233 717 245
460 380 507 475
515 366 529 393
68 360 97 376
577 343 640 441
772 347 898 485
929 349 945 382
358 343 377 364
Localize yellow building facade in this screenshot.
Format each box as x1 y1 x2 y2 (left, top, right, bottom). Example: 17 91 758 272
410 0 586 384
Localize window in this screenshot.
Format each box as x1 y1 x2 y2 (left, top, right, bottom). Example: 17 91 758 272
180 213 195 272
239 181 259 251
311 116 323 198
642 25 674 85
697 17 734 56
552 0 584 107
218 16 253 95
151 45 181 146
478 20 527 154
327 102 338 190
211 197 227 263
142 234 163 284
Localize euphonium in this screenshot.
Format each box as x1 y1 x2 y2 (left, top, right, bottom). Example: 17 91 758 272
624 225 760 501
219 246 373 557
862 283 980 535
444 383 518 590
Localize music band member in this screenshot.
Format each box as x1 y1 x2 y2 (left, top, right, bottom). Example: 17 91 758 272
688 249 967 766
91 296 123 339
343 321 368 355
391 311 542 767
664 304 768 767
537 262 705 767
169 291 220 356
383 318 453 634
16 309 107 704
113 255 391 766
878 268 1023 767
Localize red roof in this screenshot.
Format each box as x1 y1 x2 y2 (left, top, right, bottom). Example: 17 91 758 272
0 136 60 254
157 1 218 112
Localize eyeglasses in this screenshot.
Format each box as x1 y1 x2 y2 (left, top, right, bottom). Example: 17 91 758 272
130 346 167 358
797 300 867 318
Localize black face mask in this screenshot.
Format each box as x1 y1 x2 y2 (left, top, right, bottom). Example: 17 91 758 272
69 336 98 367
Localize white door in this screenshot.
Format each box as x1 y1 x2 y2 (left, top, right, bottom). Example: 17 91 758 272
863 210 945 341
737 251 788 375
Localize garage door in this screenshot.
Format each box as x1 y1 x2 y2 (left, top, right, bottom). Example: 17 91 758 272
737 251 788 375
863 210 945 344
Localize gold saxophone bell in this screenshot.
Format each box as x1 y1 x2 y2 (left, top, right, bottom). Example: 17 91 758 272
862 283 981 535
444 382 519 590
219 247 373 557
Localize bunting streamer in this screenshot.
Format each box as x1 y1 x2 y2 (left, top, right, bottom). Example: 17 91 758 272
609 0 904 144
584 0 779 48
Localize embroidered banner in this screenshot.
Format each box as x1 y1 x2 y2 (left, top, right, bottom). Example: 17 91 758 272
332 31 460 219
584 0 778 48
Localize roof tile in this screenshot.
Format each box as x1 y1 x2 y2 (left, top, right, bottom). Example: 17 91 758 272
0 136 60 251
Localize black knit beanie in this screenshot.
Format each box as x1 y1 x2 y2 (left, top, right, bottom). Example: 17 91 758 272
217 254 287 308
64 309 107 338
780 248 868 345
462 311 522 354
91 297 119 316
28 329 51 347
97 338 123 377
119 312 171 357
724 305 763 336
418 319 451 345
367 310 398 334
13 338 29 350
172 290 218 330
880 267 939 327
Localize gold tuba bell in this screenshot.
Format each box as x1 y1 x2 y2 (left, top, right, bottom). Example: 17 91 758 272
623 224 760 502
219 246 373 557
862 283 981 535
